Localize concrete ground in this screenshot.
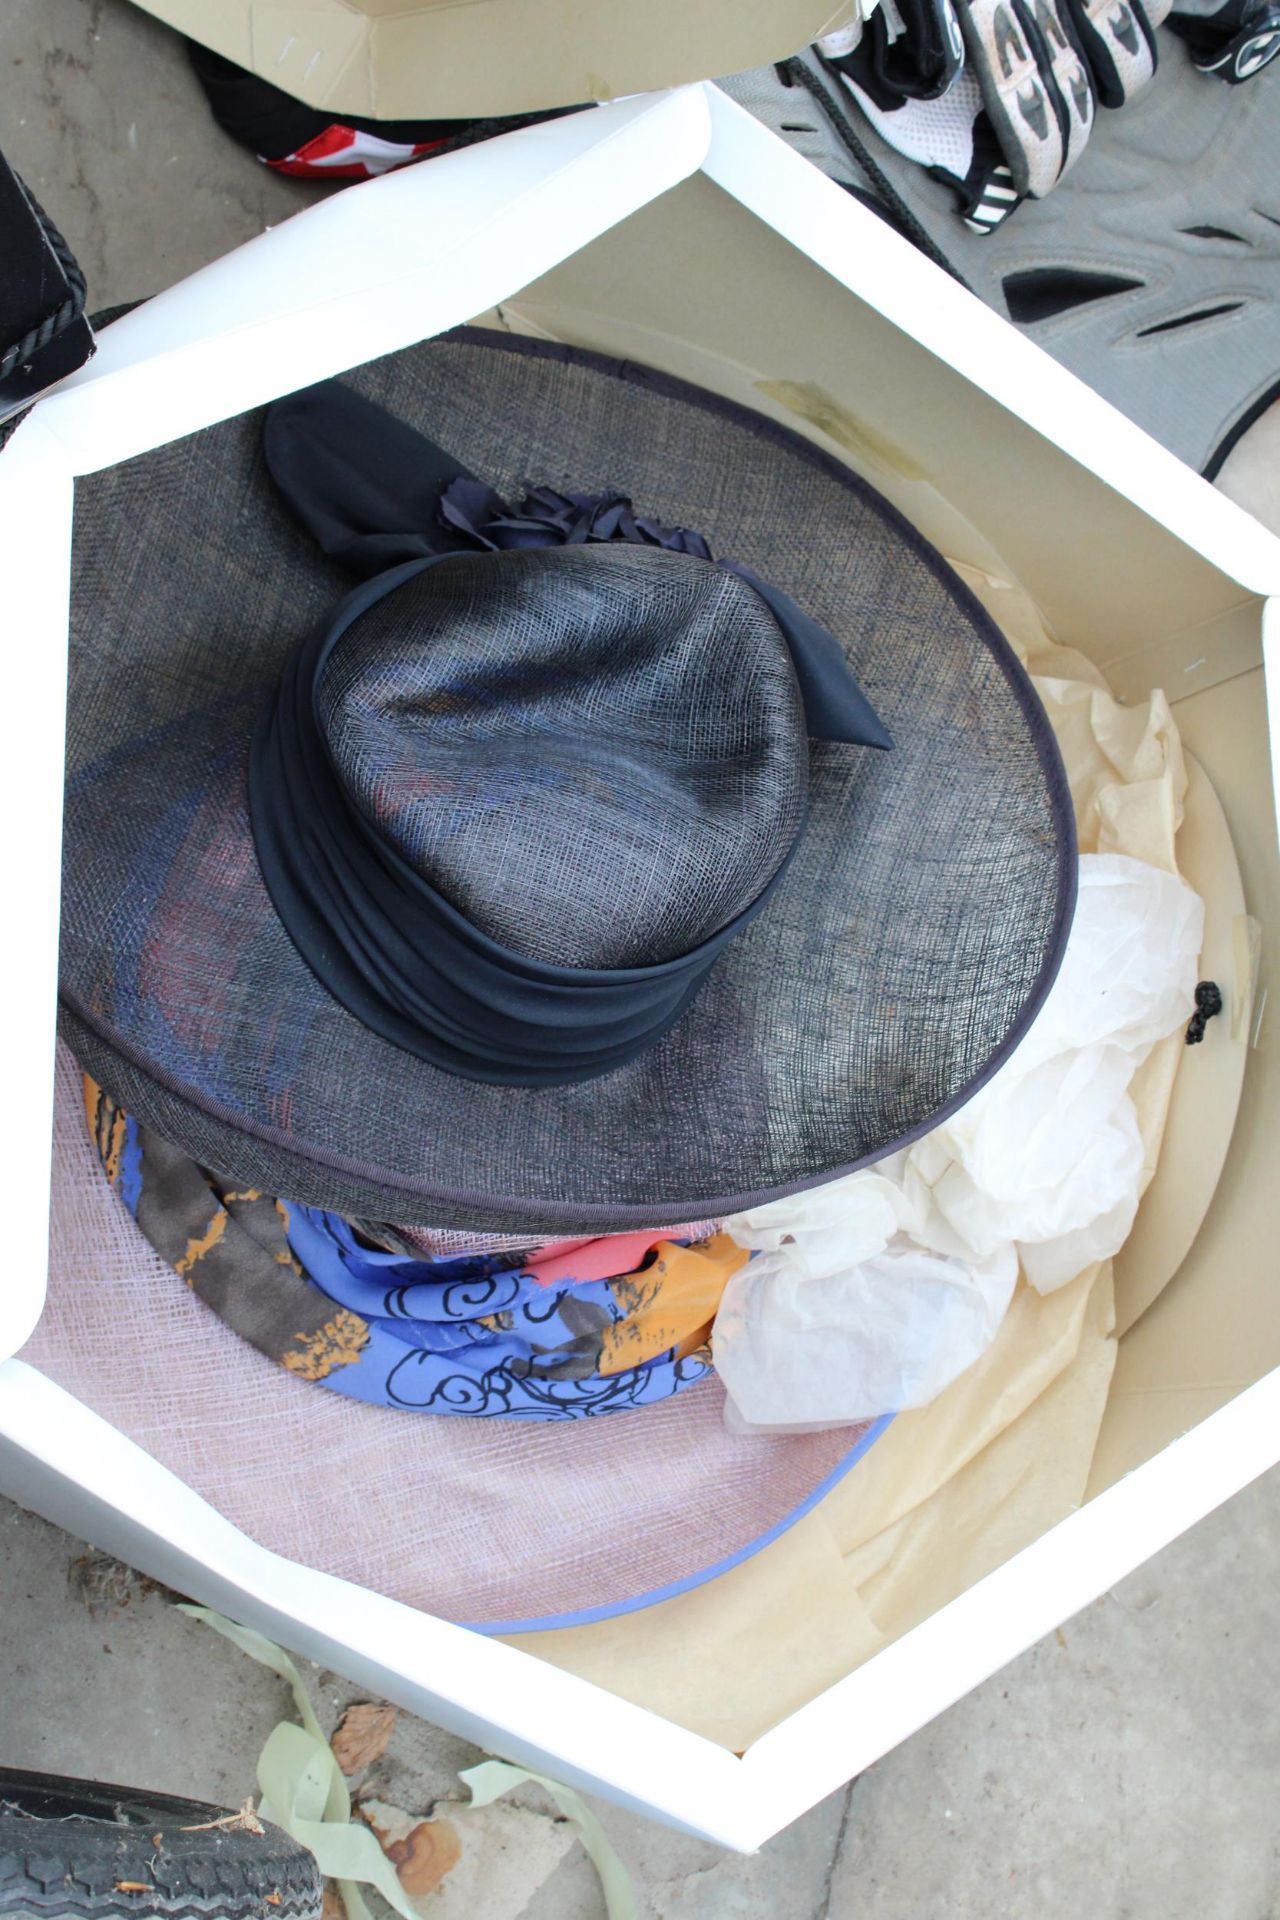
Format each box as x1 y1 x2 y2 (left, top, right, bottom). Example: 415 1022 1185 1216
1 3 1278 1914
3 1476 1279 1919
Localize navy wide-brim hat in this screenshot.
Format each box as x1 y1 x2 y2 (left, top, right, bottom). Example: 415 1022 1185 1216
60 327 1075 1233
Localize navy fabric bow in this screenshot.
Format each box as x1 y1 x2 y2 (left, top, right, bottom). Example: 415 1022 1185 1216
264 382 892 752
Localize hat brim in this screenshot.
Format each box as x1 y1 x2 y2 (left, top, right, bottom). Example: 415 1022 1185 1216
61 328 1075 1231
33 1041 886 1632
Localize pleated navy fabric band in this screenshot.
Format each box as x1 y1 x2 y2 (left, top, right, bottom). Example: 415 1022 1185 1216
250 380 892 1086
249 557 804 1086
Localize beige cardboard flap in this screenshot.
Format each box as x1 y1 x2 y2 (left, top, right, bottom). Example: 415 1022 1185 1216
129 0 857 117
250 6 367 109
1112 754 1248 1336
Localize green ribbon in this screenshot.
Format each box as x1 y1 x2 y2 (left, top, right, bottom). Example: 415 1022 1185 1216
459 1759 638 1920
179 1606 414 1920
180 1605 635 1920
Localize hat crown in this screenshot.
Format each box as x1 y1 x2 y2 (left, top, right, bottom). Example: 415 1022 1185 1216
315 544 809 969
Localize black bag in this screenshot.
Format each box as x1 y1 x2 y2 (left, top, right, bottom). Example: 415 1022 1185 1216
0 153 93 427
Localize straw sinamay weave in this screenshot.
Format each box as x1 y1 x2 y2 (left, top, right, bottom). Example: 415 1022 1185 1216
58 329 1074 1232
33 1042 879 1629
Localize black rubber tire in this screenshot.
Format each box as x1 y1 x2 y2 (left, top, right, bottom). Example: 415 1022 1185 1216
0 1769 322 1919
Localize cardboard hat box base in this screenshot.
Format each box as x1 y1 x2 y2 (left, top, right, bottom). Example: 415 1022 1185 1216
502 600 1242 1751
23 565 1236 1754
3 90 1279 1848
130 0 859 119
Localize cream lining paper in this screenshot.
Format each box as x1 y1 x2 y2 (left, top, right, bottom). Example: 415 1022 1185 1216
504 568 1197 1748
27 569 1196 1753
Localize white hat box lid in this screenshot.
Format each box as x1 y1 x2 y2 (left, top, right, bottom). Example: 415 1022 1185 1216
2 86 1279 1847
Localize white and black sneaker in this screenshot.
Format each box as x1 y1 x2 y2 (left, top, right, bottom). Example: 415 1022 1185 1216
954 0 1096 197
821 0 967 103
838 63 1026 229
1064 0 1164 106
1167 0 1280 76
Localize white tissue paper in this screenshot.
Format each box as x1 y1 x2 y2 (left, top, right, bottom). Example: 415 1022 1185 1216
715 854 1203 1433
